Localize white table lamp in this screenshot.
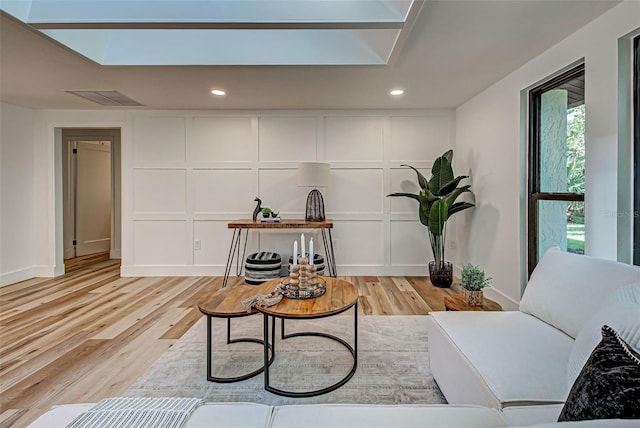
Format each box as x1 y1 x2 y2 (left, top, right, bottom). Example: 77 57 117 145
298 162 330 222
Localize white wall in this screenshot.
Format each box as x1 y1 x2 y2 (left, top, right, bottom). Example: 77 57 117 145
455 1 639 309
3 1 635 290
0 106 454 284
0 103 38 285
33 109 127 280
122 110 455 276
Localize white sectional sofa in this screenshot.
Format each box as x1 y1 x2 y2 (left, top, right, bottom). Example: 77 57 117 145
428 246 640 420
28 402 640 427
29 247 639 428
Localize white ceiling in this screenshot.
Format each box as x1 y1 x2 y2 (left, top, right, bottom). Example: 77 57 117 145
5 0 419 66
0 1 620 110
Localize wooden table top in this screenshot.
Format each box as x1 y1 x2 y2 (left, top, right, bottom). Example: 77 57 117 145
443 293 502 312
198 277 358 318
255 277 358 319
198 285 263 317
228 219 333 229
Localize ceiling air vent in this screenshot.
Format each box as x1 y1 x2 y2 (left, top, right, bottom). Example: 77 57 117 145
66 90 143 106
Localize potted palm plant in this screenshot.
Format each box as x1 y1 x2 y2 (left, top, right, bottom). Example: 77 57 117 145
387 150 474 287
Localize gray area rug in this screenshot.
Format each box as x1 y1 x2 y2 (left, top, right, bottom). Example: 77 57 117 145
126 315 446 405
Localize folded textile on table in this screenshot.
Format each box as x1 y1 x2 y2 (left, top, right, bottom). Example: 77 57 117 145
241 290 283 312
242 284 285 312
65 397 203 428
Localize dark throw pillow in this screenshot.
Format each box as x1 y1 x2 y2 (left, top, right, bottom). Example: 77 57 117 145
558 325 640 422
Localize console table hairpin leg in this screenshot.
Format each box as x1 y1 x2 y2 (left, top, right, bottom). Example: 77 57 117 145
222 228 249 288
320 228 337 278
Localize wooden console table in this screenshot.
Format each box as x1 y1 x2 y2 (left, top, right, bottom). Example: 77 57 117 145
223 219 336 288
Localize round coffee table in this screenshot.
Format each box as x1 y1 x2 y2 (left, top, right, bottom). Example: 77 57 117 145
252 276 359 398
198 285 275 383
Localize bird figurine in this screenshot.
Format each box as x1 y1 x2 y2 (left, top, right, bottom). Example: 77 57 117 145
252 197 262 221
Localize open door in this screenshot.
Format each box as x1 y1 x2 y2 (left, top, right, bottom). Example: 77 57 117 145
75 140 112 256
63 134 114 259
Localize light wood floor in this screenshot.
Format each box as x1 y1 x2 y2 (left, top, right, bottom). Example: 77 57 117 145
0 253 458 427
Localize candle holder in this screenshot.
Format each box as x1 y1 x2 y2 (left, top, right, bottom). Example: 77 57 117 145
288 264 300 292
298 257 314 288
281 256 325 299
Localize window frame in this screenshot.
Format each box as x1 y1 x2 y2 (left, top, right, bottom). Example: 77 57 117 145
528 63 585 276
634 35 639 266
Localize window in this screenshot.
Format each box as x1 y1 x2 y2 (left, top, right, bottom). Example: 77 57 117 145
528 64 585 276
634 35 639 266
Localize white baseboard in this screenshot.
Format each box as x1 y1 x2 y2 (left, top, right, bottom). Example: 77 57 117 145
0 267 34 287
482 287 519 311
120 264 431 277
338 265 429 276
120 265 225 277
0 265 56 287
33 265 56 277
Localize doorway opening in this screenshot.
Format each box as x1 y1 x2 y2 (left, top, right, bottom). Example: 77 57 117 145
61 129 121 263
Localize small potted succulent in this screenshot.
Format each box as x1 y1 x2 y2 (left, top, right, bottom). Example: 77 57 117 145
460 264 491 305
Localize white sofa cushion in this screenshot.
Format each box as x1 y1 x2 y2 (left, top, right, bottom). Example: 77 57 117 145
607 281 640 304
524 421 640 428
28 402 273 428
269 404 508 428
187 402 272 427
28 404 95 428
501 405 563 427
566 283 640 388
504 407 640 428
519 247 640 339
428 311 574 408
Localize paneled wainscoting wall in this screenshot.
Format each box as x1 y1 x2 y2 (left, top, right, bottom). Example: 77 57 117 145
122 110 455 277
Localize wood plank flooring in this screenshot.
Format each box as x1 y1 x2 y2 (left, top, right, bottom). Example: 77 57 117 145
0 254 458 428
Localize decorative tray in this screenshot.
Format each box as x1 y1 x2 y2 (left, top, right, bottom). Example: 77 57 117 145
280 277 326 300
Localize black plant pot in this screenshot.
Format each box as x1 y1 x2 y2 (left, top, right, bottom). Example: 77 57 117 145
429 261 453 288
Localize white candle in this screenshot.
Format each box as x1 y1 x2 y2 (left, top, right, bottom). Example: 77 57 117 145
309 238 314 266
301 233 306 259
293 240 298 266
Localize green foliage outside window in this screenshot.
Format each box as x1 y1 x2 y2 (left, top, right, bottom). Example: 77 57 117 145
566 104 585 219
566 104 585 254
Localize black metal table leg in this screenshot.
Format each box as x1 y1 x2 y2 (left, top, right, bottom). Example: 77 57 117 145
222 229 241 288
236 229 249 277
262 314 276 389
321 229 337 277
263 302 357 398
327 229 337 276
206 314 274 383
222 228 250 288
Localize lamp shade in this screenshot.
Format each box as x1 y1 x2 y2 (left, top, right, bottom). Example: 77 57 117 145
298 162 330 187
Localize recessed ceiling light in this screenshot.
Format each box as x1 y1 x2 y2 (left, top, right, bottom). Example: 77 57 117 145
390 89 404 96
211 89 226 96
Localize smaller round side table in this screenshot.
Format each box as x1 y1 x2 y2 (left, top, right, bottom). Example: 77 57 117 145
198 285 275 383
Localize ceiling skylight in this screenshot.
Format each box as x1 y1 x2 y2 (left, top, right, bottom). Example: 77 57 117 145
1 0 423 66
